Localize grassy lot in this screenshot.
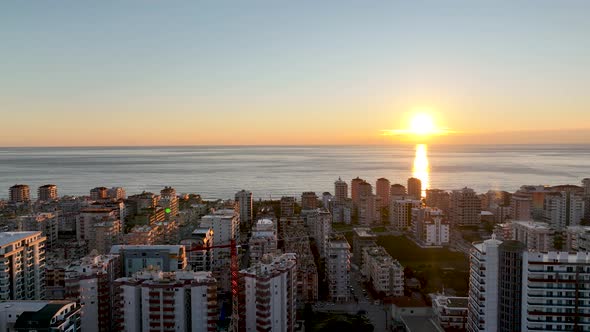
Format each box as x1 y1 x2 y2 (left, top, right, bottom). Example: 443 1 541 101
305 312 373 332
377 235 469 296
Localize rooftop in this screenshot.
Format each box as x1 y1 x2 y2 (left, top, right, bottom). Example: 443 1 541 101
110 244 183 254
0 231 42 247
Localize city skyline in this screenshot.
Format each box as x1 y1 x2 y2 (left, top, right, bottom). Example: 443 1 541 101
2 1 590 146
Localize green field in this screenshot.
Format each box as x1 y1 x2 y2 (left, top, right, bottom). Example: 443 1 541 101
377 235 469 296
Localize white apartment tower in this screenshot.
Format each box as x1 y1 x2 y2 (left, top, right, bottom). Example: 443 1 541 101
239 253 297 332
114 270 217 332
326 236 351 303
0 231 46 300
544 191 585 230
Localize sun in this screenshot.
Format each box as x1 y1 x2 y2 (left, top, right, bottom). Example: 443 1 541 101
409 113 436 136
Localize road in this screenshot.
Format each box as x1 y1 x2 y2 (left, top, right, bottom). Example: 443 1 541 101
313 268 390 331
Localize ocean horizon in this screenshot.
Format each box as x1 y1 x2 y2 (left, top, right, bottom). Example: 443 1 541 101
1 144 589 200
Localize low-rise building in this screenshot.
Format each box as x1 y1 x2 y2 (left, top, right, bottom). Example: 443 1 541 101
511 220 555 252
361 246 404 297
432 295 468 330
0 301 80 332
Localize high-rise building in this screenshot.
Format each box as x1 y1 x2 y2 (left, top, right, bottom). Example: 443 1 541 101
351 177 365 206
450 188 481 226
390 199 421 230
0 301 80 332
159 186 179 222
90 218 122 254
200 209 239 293
90 187 108 200
361 246 404 297
17 212 58 250
359 194 380 225
0 231 46 300
543 191 585 229
321 192 333 210
301 192 318 210
9 184 30 203
326 235 351 303
107 187 126 200
467 235 502 332
37 184 58 202
109 245 187 277
565 225 590 251
511 220 554 252
282 221 318 303
407 177 422 199
307 209 332 258
235 190 253 225
239 253 296 332
425 189 450 213
376 178 391 209
352 228 377 266
332 199 352 224
468 236 590 332
280 196 296 217
64 254 121 332
114 270 217 332
583 178 590 221
180 228 214 271
390 184 407 200
510 191 533 221
412 207 450 247
432 295 468 331
248 218 278 264
334 177 348 203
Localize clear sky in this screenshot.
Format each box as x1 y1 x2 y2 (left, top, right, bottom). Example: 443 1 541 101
1 1 589 146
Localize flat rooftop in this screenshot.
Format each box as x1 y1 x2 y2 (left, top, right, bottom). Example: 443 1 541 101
401 316 442 332
0 231 42 247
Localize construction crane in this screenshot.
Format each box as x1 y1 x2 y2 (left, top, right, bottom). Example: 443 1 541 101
185 239 240 332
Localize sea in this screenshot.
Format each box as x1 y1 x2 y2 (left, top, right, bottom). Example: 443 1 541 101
0 144 589 200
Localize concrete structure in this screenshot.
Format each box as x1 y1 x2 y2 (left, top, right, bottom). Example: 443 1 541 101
17 212 58 250
307 210 332 258
199 209 239 293
350 177 366 206
280 196 295 217
510 192 533 221
239 253 296 332
321 192 332 210
425 189 450 214
9 184 30 203
352 228 377 266
407 177 422 199
109 245 187 277
326 235 351 303
412 207 449 247
522 251 590 332
565 225 590 251
89 187 108 201
467 235 502 332
583 178 590 220
114 270 217 332
180 228 214 271
390 199 421 230
235 190 253 225
37 184 58 202
64 254 120 332
332 199 352 224
282 221 318 303
0 300 80 332
432 295 468 330
90 218 122 254
76 207 118 244
390 184 407 200
107 187 126 200
511 220 555 252
359 194 380 225
543 191 585 230
248 218 278 264
361 246 404 296
450 188 481 226
0 232 46 300
301 192 318 210
334 177 348 203
159 186 179 222
376 178 390 209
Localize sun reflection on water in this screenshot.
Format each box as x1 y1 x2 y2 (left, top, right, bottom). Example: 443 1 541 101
412 144 430 197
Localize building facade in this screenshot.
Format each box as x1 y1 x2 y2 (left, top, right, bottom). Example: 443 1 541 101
0 232 46 300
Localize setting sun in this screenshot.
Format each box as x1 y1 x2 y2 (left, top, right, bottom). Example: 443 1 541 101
410 113 436 136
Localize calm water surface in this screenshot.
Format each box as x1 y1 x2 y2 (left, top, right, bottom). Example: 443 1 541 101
0 145 588 200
